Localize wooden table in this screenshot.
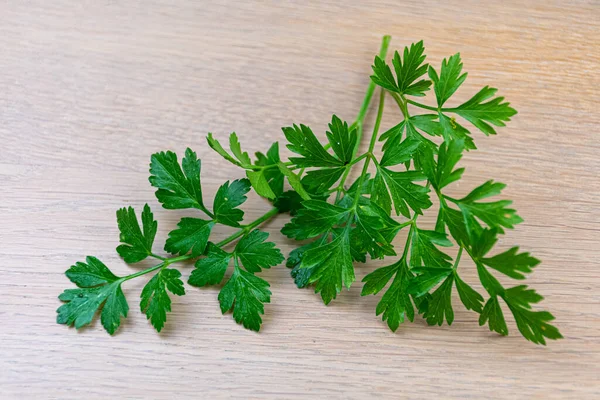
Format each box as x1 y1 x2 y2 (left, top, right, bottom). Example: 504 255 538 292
1 1 598 398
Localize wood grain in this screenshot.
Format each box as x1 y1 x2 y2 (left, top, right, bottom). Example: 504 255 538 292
1 1 599 398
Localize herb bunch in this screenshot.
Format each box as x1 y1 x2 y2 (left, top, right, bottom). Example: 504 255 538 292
57 36 562 345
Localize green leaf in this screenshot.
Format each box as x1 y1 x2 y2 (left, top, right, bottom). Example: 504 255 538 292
459 180 506 203
326 115 357 163
377 166 432 217
218 266 271 332
247 170 276 200
149 148 208 213
229 132 252 166
438 112 475 149
277 162 311 200
286 238 325 289
482 247 540 280
479 296 508 336
253 142 284 198
235 229 284 273
380 137 420 167
116 204 157 263
57 283 128 335
371 41 431 96
273 190 304 216
58 258 128 335
352 211 396 260
458 200 522 232
361 259 415 331
300 228 354 305
410 228 453 269
140 268 185 332
188 242 231 287
422 139 465 191
164 218 214 257
283 124 342 168
302 167 345 193
502 286 562 345
281 200 350 240
65 256 119 288
440 206 470 246
213 179 251 227
371 172 392 215
428 53 468 107
453 86 517 135
207 133 242 167
455 274 484 313
407 266 452 297
422 274 455 326
392 41 431 96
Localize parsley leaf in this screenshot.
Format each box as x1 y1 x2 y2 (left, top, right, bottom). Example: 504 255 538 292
452 86 517 136
428 53 467 107
479 296 508 336
277 162 311 200
380 137 421 167
213 179 251 227
410 228 453 269
326 115 357 163
149 148 210 215
164 218 214 257
283 124 342 167
482 247 540 280
371 41 431 96
421 138 465 191
250 142 284 199
302 167 346 193
234 229 284 273
361 258 415 331
116 204 157 263
207 132 243 167
421 274 455 326
140 268 185 332
218 266 271 331
188 242 231 287
502 285 563 345
57 257 128 335
300 228 354 304
281 200 350 240
375 167 432 217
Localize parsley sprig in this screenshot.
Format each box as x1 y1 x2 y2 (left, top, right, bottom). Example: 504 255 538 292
57 36 561 345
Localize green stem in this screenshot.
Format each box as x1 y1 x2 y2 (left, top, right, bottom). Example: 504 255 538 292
120 207 280 283
405 99 439 112
219 207 279 247
352 88 386 209
355 36 392 131
453 247 463 270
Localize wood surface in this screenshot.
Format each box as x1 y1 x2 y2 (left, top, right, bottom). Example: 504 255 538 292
1 1 599 398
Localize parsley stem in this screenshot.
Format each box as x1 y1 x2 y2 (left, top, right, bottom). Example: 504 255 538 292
218 207 279 247
352 88 385 209
352 35 392 157
120 254 194 282
405 99 439 112
120 208 279 283
150 253 167 261
453 247 463 270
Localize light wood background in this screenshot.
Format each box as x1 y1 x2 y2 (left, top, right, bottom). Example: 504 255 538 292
1 1 599 398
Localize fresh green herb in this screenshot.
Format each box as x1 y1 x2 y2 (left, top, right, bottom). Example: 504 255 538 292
57 36 561 345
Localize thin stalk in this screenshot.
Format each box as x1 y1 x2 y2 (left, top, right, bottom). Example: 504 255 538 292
352 89 386 209
453 247 463 270
219 207 279 247
119 207 280 283
405 99 439 112
354 35 392 141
